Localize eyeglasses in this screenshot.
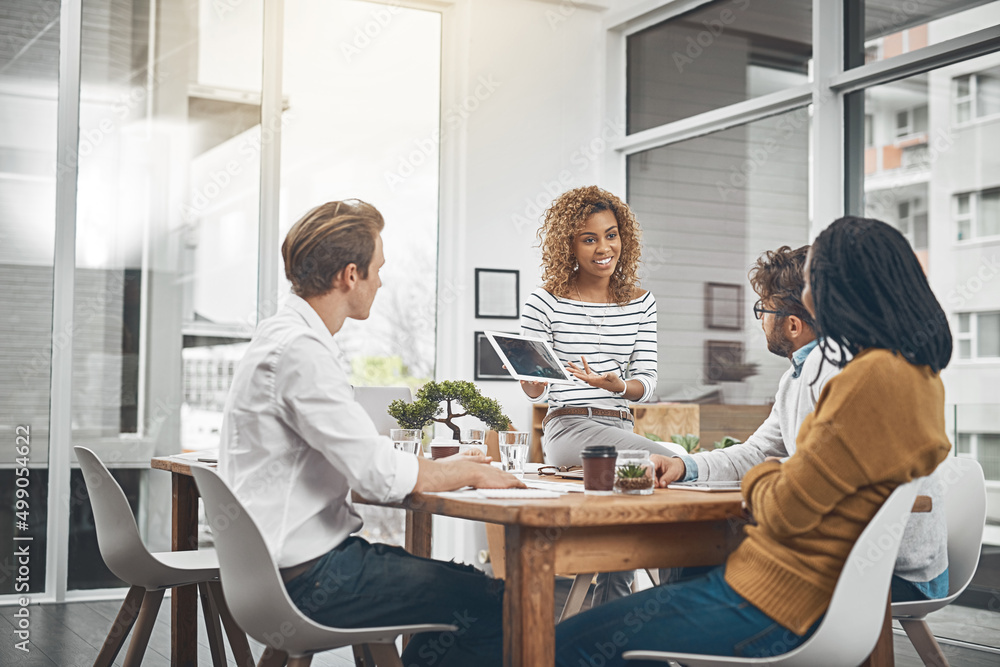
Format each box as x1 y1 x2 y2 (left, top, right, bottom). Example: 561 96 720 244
753 300 789 320
538 465 582 476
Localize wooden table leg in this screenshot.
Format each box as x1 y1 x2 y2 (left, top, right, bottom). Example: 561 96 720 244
861 595 894 667
172 472 199 667
405 509 432 558
503 525 555 667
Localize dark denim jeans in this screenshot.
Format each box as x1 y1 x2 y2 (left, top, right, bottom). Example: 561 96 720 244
284 536 504 667
556 567 820 667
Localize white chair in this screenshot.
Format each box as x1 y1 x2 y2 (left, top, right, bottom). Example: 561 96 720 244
892 457 986 667
74 446 252 667
622 480 920 666
190 465 457 667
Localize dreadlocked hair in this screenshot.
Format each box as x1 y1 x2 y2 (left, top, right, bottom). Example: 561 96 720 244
748 245 815 331
810 216 952 373
537 186 642 307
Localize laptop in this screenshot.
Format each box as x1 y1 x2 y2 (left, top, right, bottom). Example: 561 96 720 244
354 386 413 436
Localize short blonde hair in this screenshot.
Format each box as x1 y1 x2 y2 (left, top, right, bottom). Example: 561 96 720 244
281 200 384 298
537 186 642 306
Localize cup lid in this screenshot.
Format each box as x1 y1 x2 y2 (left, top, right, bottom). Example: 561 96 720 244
581 445 617 458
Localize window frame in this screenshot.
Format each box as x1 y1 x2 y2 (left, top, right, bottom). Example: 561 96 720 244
955 188 1000 243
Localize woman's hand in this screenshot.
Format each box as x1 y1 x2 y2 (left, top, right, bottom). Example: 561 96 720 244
566 356 626 393
519 379 548 398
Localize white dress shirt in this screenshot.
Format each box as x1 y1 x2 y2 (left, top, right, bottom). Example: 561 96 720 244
218 294 419 568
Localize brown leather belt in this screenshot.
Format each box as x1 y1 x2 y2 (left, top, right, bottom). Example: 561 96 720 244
542 407 633 429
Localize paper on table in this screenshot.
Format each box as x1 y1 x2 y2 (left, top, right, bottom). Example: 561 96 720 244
526 480 584 493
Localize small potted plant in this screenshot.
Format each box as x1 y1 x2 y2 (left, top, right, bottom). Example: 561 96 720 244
614 451 654 495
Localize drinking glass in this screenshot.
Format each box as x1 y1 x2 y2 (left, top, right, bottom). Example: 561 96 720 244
498 431 531 475
460 428 485 444
390 428 423 456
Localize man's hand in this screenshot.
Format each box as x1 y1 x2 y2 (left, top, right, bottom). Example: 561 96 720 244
413 456 525 492
566 356 626 393
439 449 492 464
650 453 687 488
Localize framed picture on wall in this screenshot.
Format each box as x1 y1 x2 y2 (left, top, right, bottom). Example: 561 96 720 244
704 340 758 384
475 268 520 319
704 282 742 330
474 331 516 381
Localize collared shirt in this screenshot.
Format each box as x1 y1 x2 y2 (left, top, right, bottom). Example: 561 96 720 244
218 294 419 569
677 341 838 483
790 339 818 378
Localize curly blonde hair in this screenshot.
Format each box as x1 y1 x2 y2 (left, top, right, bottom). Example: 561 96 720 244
537 186 642 306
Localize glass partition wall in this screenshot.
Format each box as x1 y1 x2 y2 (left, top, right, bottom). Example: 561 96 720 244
614 0 1000 655
0 0 441 603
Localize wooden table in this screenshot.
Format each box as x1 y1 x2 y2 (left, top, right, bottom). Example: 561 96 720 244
152 458 897 667
378 481 748 666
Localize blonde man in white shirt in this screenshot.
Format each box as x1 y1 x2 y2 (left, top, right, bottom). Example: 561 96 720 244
219 200 522 667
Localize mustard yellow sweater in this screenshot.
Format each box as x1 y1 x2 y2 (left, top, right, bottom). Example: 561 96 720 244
724 348 951 635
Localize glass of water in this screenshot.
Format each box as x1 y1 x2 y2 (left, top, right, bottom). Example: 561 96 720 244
390 428 423 456
498 431 531 475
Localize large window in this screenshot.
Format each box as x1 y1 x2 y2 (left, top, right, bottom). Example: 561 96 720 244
0 0 441 603
618 0 1000 654
627 109 810 404
0 0 60 596
626 0 812 133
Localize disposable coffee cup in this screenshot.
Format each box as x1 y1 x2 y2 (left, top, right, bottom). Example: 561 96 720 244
581 445 617 495
430 443 461 459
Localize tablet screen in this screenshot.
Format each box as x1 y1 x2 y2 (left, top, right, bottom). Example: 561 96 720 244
488 333 570 382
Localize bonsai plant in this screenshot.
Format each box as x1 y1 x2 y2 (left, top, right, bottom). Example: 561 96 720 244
387 380 512 440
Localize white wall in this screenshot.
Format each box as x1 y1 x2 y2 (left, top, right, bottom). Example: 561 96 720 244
432 0 612 563
437 0 611 434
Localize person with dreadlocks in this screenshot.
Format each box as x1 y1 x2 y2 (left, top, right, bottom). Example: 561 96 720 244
652 243 949 602
519 185 685 603
555 217 953 665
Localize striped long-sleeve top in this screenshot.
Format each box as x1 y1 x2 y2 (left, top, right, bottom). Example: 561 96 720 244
519 287 658 410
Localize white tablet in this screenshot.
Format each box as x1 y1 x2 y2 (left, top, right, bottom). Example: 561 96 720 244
484 332 577 384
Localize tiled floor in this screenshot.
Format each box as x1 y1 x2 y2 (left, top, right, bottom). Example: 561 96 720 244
1 582 998 666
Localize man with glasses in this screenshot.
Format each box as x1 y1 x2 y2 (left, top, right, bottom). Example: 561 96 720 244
652 245 836 484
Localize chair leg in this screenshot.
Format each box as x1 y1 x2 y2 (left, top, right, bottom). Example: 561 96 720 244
899 619 950 667
93 584 145 667
353 645 369 667
559 573 594 622
207 581 255 667
286 657 313 667
366 642 404 667
122 588 166 667
199 581 229 667
257 647 289 667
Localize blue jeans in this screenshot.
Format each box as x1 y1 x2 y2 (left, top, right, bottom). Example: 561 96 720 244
556 567 820 667
284 536 503 667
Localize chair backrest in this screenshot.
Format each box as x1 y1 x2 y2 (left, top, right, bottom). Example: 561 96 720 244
190 466 311 643
940 457 986 598
354 386 412 436
776 481 920 667
74 446 163 588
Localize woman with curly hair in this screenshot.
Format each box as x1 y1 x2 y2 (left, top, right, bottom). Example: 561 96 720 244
519 185 684 602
